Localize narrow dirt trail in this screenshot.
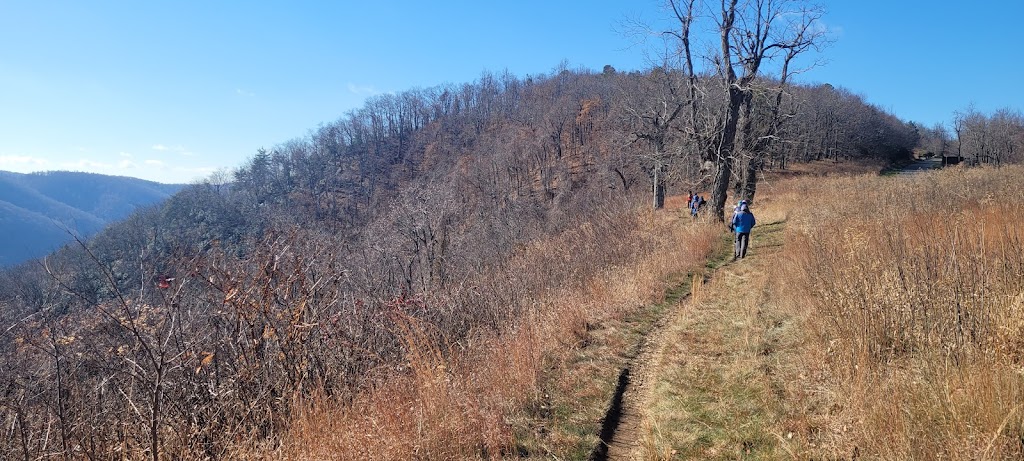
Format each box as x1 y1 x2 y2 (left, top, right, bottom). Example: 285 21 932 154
593 274 700 460
592 219 791 460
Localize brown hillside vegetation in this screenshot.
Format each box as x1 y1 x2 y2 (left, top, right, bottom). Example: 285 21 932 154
782 165 1024 459
0 65 922 460
243 159 1024 460
629 164 1024 459
266 162 1024 460
263 203 722 459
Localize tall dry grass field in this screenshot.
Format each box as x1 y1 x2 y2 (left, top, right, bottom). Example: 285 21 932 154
781 165 1024 458
257 203 720 459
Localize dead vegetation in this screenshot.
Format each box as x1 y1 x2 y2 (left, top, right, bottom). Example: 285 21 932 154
0 56 1008 459
780 165 1024 458
265 204 722 459
611 163 1024 460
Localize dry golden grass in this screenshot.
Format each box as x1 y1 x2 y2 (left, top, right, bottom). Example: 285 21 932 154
627 163 1024 460
632 187 800 460
779 164 1024 459
278 315 529 460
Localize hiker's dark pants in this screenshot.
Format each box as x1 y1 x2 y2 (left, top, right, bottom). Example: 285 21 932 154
735 232 750 259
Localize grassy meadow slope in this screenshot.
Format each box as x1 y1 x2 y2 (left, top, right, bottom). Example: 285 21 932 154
629 163 1024 459
781 165 1024 458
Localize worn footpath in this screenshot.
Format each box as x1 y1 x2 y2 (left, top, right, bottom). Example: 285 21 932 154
595 215 803 460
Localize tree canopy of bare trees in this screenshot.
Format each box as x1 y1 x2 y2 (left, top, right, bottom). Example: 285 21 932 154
651 0 831 219
954 106 1024 166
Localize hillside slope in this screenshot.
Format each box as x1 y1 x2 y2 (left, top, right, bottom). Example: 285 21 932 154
612 164 1024 459
0 170 183 266
0 69 921 460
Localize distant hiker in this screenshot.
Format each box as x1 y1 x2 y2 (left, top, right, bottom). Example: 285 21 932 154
731 200 756 260
690 194 703 217
686 190 694 209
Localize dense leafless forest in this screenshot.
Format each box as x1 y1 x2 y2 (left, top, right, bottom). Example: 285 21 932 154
5 33 1024 455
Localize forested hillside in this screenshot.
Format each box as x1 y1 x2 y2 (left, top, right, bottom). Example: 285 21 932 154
0 65 922 459
6 0 1024 453
0 171 183 267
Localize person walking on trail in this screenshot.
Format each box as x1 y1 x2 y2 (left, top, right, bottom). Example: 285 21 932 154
731 200 756 260
690 194 703 217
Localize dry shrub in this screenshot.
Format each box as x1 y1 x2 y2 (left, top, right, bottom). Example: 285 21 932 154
267 203 720 459
780 165 1024 458
279 314 531 460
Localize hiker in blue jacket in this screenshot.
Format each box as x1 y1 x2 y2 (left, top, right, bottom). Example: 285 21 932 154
690 194 700 217
730 200 756 260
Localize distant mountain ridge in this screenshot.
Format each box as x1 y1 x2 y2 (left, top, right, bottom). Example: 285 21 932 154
0 170 184 267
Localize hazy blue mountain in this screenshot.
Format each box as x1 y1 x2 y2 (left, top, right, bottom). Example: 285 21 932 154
0 171 184 267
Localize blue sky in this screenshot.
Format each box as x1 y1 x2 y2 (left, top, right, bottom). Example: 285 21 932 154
1 1 1021 184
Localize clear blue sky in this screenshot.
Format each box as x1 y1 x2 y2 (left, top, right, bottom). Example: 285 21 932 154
1 1 1021 184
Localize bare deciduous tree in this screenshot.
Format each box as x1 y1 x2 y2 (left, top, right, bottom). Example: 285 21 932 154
665 0 827 219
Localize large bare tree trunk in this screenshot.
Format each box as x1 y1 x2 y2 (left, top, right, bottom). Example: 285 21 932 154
653 164 666 209
710 86 744 221
739 155 761 203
